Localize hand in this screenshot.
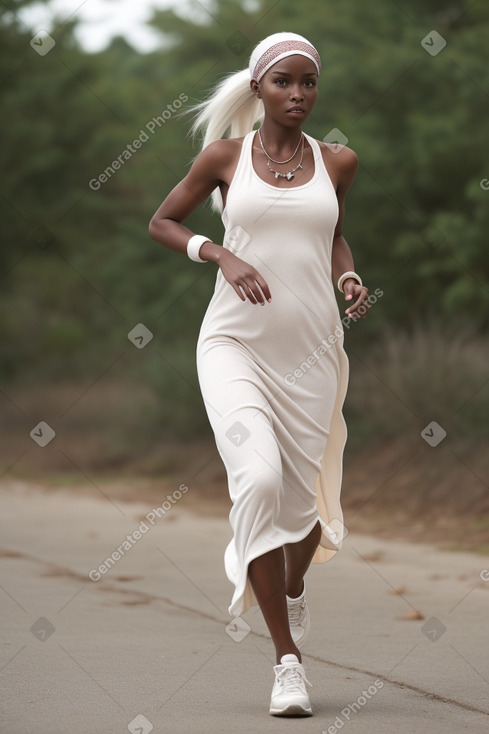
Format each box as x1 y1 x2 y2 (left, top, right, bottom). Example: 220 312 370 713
344 279 370 319
218 249 271 305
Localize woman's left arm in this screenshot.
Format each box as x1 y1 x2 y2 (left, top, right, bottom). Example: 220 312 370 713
330 147 370 319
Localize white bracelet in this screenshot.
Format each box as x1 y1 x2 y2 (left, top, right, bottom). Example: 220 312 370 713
337 270 363 293
187 234 211 263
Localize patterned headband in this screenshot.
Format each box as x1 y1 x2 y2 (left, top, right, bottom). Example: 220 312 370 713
249 32 321 82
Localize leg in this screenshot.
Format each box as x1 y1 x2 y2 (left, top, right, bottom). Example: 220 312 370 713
284 520 322 598
248 547 301 664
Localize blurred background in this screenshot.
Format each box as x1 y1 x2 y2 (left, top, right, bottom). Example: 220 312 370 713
1 0 489 549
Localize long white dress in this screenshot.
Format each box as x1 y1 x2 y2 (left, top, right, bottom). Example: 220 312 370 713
196 130 349 618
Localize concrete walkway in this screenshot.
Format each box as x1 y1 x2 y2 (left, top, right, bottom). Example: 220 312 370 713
1 480 488 733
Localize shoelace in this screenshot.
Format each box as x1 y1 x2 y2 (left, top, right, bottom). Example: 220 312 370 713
276 664 312 694
287 598 306 626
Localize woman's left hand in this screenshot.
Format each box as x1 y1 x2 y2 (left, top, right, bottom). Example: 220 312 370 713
344 279 370 319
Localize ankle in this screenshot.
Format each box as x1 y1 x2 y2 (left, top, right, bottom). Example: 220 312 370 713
285 579 305 600
276 645 302 664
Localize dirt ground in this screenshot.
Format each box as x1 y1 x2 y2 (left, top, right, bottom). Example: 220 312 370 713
3 434 488 557
2 380 488 556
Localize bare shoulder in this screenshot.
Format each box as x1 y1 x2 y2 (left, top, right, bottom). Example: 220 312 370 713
187 138 243 186
317 139 358 170
195 137 244 167
315 139 359 191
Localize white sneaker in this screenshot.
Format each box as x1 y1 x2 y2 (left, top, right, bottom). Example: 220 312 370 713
269 654 313 716
286 582 310 648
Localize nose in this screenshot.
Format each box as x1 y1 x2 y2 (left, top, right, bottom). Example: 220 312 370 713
290 85 304 102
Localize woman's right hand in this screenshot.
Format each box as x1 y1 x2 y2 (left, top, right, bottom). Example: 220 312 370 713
217 249 271 305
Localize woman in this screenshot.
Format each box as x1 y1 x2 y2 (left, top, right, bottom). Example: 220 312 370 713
149 31 370 717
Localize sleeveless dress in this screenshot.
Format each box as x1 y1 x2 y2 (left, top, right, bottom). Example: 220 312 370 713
196 130 350 618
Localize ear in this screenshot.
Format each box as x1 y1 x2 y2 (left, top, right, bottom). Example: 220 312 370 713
250 79 261 98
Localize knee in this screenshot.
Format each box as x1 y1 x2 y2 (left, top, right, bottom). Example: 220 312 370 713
239 465 281 512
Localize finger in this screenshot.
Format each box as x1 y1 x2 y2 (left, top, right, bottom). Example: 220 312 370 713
255 275 272 303
245 278 269 305
247 285 260 304
345 287 368 312
346 298 370 317
235 284 247 301
345 297 362 314
241 282 260 304
344 285 359 305
244 281 261 304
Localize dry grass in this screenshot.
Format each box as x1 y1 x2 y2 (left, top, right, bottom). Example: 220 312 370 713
345 320 489 450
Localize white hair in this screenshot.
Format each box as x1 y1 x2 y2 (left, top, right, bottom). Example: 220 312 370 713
185 68 264 213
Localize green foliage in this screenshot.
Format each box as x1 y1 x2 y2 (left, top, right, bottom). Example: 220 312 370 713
1 0 488 438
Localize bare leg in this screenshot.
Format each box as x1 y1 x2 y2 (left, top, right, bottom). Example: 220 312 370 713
248 548 301 664
284 520 322 598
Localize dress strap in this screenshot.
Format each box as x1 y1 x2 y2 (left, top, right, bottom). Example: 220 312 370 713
235 130 255 179
303 132 320 164
303 132 334 190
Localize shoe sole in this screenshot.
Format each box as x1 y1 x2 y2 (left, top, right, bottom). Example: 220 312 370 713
270 703 313 717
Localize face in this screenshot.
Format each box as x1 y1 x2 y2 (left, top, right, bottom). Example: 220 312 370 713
251 54 319 126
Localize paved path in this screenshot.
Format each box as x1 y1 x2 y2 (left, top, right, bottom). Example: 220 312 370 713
1 480 488 733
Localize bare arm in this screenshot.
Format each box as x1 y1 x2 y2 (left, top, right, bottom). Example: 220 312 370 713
148 141 225 264
330 147 370 319
148 141 271 305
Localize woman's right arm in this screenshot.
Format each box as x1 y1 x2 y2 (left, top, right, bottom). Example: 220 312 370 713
148 140 227 265
148 141 271 305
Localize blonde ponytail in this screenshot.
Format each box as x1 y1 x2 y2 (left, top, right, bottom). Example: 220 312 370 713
184 68 264 212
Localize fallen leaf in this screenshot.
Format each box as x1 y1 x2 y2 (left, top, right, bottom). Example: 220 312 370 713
398 609 424 620
387 586 407 595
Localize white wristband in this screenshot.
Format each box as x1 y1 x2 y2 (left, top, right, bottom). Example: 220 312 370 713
187 234 211 263
337 270 362 293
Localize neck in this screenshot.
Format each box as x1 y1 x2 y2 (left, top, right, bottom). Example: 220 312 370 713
257 120 304 155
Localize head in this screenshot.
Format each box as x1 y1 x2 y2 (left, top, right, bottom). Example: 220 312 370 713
187 32 322 212
249 32 321 126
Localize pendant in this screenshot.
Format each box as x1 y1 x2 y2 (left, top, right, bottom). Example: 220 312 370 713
274 170 294 180
271 163 303 180
265 137 305 182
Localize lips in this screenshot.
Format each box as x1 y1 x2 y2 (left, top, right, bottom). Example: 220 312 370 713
287 107 305 113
